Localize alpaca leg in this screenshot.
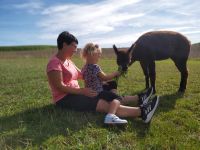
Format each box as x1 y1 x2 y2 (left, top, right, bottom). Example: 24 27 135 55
140 61 149 89
173 59 188 92
149 61 156 93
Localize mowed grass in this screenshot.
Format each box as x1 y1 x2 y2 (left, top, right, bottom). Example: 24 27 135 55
0 55 200 149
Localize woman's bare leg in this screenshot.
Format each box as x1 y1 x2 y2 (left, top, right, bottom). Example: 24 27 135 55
109 88 139 105
116 105 141 117
96 99 141 118
121 95 139 105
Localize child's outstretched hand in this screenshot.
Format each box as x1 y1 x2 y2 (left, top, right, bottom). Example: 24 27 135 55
114 66 127 83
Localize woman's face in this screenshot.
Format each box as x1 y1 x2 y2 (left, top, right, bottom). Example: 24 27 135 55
63 42 78 57
69 42 78 53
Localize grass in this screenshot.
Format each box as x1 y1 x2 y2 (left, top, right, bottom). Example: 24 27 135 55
0 54 200 149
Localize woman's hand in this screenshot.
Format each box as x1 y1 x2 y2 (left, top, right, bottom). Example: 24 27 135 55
79 88 97 97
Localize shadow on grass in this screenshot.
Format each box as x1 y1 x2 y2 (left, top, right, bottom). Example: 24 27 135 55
158 92 184 113
131 119 151 138
0 104 103 148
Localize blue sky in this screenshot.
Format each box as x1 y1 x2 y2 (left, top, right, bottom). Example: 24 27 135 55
0 0 200 47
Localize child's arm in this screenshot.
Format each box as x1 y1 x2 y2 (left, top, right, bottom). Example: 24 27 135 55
98 71 120 81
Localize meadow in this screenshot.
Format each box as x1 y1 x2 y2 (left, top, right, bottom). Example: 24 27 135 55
0 49 200 149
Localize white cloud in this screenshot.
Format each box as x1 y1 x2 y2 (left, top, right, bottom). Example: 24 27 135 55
13 0 43 14
37 0 143 38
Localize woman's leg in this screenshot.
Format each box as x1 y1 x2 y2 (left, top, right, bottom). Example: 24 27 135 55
121 95 139 105
116 105 141 117
121 87 154 106
96 95 160 123
96 99 141 118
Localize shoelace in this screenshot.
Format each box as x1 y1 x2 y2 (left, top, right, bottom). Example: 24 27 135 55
141 94 147 101
141 88 152 101
112 116 120 121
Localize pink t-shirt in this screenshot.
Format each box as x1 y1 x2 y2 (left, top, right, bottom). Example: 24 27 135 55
46 56 81 103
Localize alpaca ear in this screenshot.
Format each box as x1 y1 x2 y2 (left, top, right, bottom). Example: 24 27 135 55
113 44 119 55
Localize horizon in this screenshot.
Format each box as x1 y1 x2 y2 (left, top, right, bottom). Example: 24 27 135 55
0 42 200 50
0 0 200 48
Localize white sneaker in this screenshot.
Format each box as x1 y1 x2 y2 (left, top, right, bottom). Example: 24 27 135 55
104 114 128 124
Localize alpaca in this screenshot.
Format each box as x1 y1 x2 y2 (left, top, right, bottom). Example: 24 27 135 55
113 31 190 93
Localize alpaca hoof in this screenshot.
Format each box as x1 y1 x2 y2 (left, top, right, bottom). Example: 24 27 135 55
178 88 185 93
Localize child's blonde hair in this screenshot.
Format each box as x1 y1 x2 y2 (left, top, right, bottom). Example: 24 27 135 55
81 43 102 59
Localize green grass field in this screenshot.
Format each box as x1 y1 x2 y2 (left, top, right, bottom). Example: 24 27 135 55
0 54 200 149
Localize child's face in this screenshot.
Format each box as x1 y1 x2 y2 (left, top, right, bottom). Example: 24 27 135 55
86 51 101 63
93 51 101 62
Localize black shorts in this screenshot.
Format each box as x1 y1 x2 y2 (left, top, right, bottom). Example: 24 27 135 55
102 80 117 91
56 94 99 112
97 91 122 102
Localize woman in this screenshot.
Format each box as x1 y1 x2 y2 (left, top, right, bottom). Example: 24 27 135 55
46 31 159 124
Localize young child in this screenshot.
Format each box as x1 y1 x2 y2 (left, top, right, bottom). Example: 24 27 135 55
81 43 128 124
81 43 155 124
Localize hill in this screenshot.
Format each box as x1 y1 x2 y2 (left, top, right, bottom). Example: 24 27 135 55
0 43 200 58
190 43 200 57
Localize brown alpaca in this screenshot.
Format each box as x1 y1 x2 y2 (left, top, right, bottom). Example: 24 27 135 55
113 31 191 93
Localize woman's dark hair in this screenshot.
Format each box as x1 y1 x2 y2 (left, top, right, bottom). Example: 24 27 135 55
57 31 78 50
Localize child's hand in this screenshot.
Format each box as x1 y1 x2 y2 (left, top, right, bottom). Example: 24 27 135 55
114 66 128 83
113 71 121 77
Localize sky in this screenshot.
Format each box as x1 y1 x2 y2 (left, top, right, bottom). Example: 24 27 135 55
0 0 200 48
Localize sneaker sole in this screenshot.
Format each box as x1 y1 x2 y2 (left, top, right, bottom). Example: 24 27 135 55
144 96 159 123
104 121 128 125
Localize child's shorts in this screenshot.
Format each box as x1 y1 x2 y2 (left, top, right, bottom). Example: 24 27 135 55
97 91 122 102
102 80 117 91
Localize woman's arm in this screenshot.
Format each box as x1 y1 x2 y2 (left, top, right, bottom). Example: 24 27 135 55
70 60 83 80
74 65 83 80
98 71 120 81
47 70 97 97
